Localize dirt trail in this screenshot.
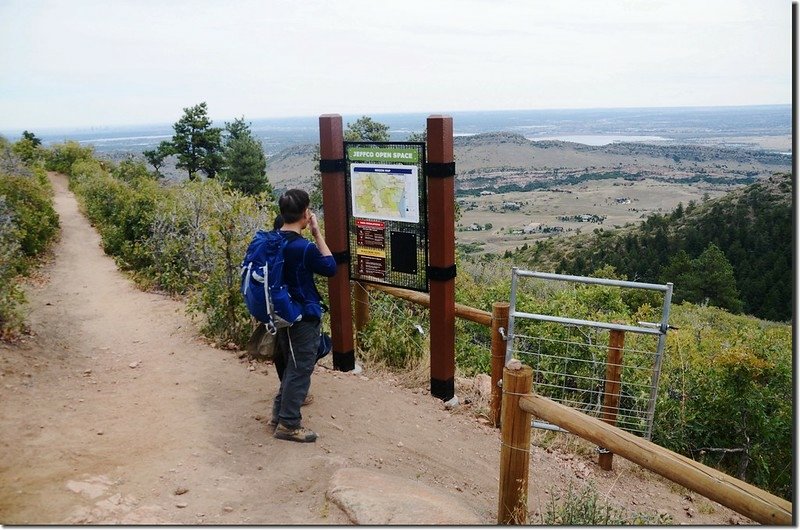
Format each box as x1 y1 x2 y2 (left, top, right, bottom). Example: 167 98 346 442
0 172 743 524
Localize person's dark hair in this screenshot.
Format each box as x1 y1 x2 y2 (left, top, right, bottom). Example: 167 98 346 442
272 214 284 231
278 189 310 224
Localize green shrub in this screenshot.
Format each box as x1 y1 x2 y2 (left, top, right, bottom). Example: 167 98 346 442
0 171 59 269
539 482 672 525
358 292 427 368
45 141 95 174
653 303 792 499
185 184 270 345
70 160 161 270
0 164 59 337
11 137 44 165
111 158 156 184
0 195 25 337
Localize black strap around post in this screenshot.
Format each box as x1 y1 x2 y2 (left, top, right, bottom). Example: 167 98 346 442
428 264 457 282
424 161 456 178
319 158 346 173
431 377 454 401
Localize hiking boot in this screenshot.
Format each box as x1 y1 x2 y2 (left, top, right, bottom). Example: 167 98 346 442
302 393 314 406
274 424 318 443
267 418 278 433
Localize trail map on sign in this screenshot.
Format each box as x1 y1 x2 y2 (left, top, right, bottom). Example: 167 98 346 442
351 164 419 223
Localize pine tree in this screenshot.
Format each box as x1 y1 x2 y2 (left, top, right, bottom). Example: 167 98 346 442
344 116 390 142
691 244 743 313
170 102 223 180
143 141 173 177
220 118 270 196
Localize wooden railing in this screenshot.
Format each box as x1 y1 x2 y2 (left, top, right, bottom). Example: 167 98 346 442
498 365 793 526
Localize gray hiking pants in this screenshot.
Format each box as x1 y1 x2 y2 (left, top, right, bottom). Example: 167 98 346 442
272 320 320 429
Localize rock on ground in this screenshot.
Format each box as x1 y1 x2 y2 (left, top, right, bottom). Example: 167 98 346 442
327 467 482 525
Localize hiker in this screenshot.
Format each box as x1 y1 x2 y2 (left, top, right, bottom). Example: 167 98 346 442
270 213 333 394
269 189 336 443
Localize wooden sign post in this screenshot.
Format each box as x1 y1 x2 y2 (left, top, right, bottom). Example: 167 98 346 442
426 115 456 401
319 114 355 371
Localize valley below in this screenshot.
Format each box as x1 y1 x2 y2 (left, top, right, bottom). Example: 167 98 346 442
260 131 791 256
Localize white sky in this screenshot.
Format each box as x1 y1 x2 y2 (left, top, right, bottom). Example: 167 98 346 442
0 0 793 130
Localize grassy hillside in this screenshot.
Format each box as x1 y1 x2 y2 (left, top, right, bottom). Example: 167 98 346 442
514 173 791 322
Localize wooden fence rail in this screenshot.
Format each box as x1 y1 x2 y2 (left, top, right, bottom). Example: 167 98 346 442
365 283 491 326
499 365 793 526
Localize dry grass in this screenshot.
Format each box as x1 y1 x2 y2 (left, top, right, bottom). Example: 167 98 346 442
457 177 736 255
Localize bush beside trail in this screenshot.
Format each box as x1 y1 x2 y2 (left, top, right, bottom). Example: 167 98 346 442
0 137 59 338
51 142 273 348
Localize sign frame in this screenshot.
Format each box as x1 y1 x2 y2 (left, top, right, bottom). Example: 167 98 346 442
344 141 428 292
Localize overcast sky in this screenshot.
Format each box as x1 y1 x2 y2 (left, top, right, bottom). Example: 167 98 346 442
0 0 793 131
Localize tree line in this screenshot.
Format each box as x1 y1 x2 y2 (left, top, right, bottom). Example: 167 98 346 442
143 102 271 196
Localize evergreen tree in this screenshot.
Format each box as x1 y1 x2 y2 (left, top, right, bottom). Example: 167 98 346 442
659 250 693 294
170 102 223 180
220 118 270 196
224 116 250 142
687 244 743 313
344 116 390 142
21 131 41 146
12 132 43 164
143 141 173 177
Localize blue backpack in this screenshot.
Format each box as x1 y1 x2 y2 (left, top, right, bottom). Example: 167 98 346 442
240 230 304 334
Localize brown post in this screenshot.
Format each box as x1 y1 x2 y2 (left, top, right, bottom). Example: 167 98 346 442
353 282 370 334
598 329 625 470
319 115 355 371
426 115 456 400
498 365 533 525
490 302 510 427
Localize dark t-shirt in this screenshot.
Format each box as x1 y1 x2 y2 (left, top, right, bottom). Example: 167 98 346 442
280 231 337 320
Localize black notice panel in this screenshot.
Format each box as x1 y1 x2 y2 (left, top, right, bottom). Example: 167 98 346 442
390 232 418 274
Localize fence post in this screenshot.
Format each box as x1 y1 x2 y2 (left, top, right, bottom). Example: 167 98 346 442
498 365 533 525
426 115 456 401
319 114 355 371
490 302 510 427
598 328 625 470
353 282 370 334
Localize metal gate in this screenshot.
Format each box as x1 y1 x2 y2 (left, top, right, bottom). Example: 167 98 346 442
505 269 673 439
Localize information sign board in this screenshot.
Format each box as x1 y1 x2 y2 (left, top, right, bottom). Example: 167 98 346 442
345 142 428 292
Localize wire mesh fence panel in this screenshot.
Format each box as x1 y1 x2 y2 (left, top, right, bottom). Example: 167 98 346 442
506 269 673 439
514 326 660 437
352 282 494 377
352 282 431 368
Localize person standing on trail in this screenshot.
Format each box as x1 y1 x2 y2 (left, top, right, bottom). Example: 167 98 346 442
269 189 336 443
270 213 333 401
